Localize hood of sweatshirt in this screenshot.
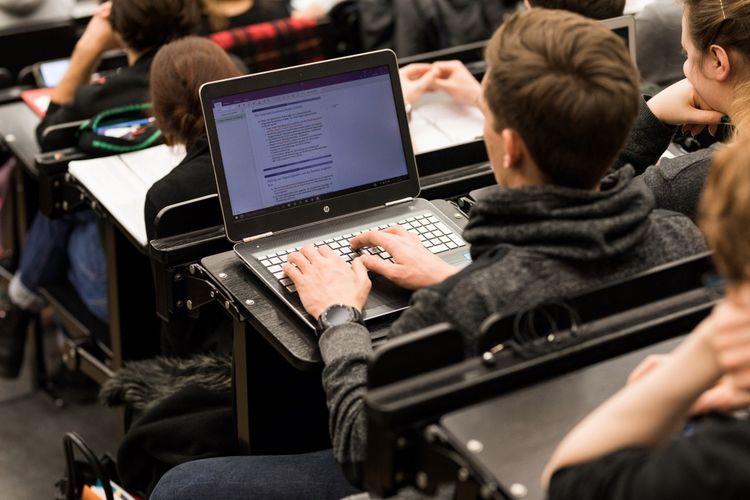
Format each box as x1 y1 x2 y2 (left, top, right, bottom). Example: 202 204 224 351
463 166 656 261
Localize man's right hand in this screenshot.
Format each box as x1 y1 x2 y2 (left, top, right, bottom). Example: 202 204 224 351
350 226 458 290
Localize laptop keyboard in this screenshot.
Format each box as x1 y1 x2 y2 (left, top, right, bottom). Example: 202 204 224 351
257 212 466 294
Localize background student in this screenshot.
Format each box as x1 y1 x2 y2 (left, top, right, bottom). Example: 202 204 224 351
144 36 242 241
616 0 750 221
400 0 627 110
150 10 707 499
36 0 199 151
544 133 750 500
0 0 199 379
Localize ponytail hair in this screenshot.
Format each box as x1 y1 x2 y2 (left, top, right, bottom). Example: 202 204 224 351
150 36 242 149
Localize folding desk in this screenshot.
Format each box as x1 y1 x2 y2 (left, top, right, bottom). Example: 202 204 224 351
439 336 684 500
195 199 470 453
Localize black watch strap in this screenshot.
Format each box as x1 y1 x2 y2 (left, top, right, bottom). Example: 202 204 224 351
317 304 364 334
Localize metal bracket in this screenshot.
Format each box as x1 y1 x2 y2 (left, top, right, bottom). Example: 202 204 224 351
171 263 245 322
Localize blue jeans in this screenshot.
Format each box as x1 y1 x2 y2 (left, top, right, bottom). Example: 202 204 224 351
17 210 108 323
150 450 360 500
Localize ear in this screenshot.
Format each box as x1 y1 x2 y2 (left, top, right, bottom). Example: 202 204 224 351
500 128 525 169
707 44 732 82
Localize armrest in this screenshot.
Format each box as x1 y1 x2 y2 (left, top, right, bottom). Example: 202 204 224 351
40 119 87 151
368 323 465 389
35 147 90 218
150 225 232 322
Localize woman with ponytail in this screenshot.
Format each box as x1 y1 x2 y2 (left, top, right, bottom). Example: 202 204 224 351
144 36 242 240
617 0 750 220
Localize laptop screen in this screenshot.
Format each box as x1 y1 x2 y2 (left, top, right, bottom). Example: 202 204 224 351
209 65 410 221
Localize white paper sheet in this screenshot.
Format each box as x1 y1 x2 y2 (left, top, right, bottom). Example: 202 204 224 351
69 144 186 247
409 92 485 155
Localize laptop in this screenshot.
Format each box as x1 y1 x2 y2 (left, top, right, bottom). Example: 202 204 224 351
200 50 472 329
601 14 637 67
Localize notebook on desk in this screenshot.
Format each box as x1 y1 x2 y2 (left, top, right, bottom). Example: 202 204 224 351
200 50 471 330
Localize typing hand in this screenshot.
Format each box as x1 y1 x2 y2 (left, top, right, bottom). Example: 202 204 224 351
76 1 122 56
647 79 726 136
432 60 482 107
283 245 371 320
400 63 438 105
350 226 458 290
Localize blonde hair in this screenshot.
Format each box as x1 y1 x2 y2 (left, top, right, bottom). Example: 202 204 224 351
699 133 750 282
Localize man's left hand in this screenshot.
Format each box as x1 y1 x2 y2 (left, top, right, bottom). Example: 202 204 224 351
284 245 371 320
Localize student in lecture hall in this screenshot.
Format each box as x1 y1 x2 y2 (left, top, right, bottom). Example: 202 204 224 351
0 0 199 380
544 133 750 500
36 0 199 151
143 36 242 241
399 0 627 107
409 0 750 224
149 10 706 499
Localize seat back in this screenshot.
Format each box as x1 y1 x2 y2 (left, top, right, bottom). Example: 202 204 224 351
0 19 77 79
152 194 223 240
208 17 333 73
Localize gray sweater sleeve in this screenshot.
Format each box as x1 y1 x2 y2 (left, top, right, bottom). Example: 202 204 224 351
318 289 446 486
615 97 677 175
615 97 714 221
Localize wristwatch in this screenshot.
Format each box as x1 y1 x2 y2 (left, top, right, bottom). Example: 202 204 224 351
317 304 364 334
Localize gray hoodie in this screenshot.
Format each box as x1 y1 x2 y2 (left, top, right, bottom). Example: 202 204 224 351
319 166 707 486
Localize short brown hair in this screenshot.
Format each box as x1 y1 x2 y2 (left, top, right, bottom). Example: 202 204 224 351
527 0 625 20
110 0 200 53
150 37 242 148
699 135 750 282
483 9 640 189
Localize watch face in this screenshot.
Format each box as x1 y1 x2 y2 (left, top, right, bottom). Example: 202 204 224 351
326 305 355 326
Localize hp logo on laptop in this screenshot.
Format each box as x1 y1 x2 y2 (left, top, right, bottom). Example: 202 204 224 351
323 206 330 214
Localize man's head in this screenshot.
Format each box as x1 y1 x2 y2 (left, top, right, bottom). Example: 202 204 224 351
110 0 200 53
525 0 625 20
481 9 640 190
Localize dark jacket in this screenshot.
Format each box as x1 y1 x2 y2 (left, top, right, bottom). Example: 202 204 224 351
198 0 290 35
359 0 511 56
143 138 215 241
35 51 156 152
549 414 750 500
617 98 721 221
319 166 707 484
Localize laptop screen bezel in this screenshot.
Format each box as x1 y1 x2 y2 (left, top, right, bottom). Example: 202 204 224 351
600 15 637 67
200 50 420 243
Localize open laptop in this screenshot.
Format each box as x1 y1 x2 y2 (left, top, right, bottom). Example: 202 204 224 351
601 14 637 67
200 50 472 330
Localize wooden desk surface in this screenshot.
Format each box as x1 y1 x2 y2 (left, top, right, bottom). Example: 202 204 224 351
0 100 41 175
440 336 685 500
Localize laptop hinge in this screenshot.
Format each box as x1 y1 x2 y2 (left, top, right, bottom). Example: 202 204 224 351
385 197 414 207
243 232 273 243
